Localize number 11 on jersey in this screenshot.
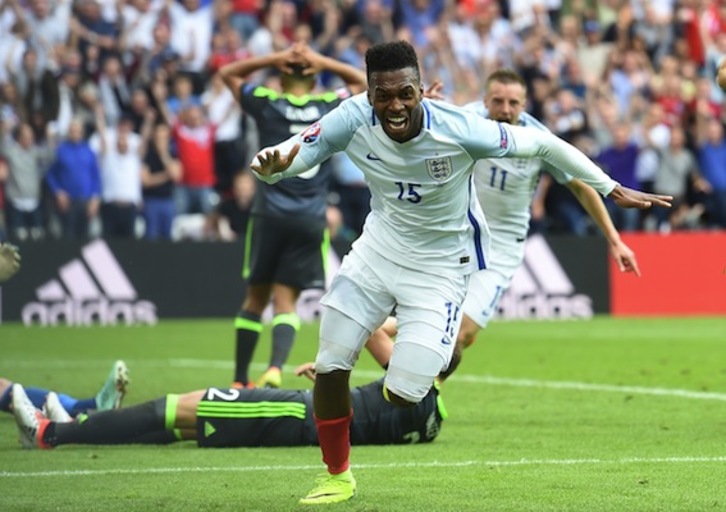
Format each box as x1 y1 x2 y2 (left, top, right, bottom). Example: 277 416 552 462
489 167 508 191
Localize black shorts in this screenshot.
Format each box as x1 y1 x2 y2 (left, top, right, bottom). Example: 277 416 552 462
243 215 328 289
196 387 317 448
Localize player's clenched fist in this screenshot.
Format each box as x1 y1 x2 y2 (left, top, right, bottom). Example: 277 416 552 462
0 243 21 283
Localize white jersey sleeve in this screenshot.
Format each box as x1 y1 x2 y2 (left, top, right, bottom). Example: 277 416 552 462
451 111 617 196
497 124 617 196
251 96 363 184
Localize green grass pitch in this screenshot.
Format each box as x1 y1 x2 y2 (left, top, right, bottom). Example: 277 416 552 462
1 316 726 511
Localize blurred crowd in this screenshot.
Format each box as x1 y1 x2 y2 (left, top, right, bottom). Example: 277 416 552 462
1 0 725 244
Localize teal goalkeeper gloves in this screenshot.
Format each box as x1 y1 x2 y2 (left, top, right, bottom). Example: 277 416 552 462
0 243 21 283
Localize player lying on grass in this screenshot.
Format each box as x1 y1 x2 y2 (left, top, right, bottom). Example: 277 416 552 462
10 332 445 449
0 360 128 417
0 242 21 283
369 69 643 382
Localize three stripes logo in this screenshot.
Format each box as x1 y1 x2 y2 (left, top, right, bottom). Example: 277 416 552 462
21 240 157 326
497 235 593 320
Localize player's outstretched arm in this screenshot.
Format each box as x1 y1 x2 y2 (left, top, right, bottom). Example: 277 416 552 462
0 243 21 283
567 180 641 276
607 184 672 209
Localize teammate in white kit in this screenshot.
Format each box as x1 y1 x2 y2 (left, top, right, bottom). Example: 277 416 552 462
372 69 643 380
250 41 671 505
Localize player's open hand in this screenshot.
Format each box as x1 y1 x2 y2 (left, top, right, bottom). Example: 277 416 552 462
251 144 301 178
610 239 640 277
608 185 672 209
294 362 316 382
423 80 445 100
0 243 21 283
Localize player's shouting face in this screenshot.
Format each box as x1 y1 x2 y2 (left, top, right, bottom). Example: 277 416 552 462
484 80 526 125
368 67 424 144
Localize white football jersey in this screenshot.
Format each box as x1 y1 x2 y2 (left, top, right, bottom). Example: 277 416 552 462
464 101 572 274
255 94 617 277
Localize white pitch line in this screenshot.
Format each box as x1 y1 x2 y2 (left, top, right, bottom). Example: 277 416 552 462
3 456 726 479
452 374 726 402
4 358 726 402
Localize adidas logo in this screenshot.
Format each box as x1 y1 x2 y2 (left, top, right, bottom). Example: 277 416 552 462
21 239 157 326
497 235 593 319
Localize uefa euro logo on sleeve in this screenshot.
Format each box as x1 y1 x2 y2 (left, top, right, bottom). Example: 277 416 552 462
425 157 453 181
301 122 321 143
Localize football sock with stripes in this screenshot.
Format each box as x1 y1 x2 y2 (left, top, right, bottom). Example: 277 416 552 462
269 312 300 370
314 411 353 475
43 398 167 446
234 311 263 385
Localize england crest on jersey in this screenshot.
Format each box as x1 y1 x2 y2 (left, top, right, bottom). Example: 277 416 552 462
425 157 453 181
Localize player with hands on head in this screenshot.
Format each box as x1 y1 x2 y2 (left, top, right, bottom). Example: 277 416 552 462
251 40 671 506
220 43 367 390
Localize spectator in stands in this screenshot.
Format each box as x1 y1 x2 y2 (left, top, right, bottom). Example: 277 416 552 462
126 87 153 134
653 124 707 232
0 83 22 136
141 122 180 240
695 116 726 228
167 105 217 216
228 0 263 42
138 23 177 85
0 120 55 240
201 72 243 196
91 109 152 239
596 123 642 231
168 0 217 93
165 75 200 119
6 48 58 125
70 0 119 64
97 55 132 127
0 17 30 86
545 88 589 142
355 0 394 46
51 59 84 137
605 49 653 118
209 26 251 74
46 118 101 239
205 170 255 241
118 0 162 55
24 0 73 55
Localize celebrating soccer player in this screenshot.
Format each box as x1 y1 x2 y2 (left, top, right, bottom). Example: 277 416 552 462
250 40 672 505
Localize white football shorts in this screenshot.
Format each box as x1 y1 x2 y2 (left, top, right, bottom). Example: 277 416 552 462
461 267 512 329
319 243 468 399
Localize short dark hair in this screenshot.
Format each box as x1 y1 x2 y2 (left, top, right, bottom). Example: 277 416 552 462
365 40 421 83
485 69 527 90
280 64 317 85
